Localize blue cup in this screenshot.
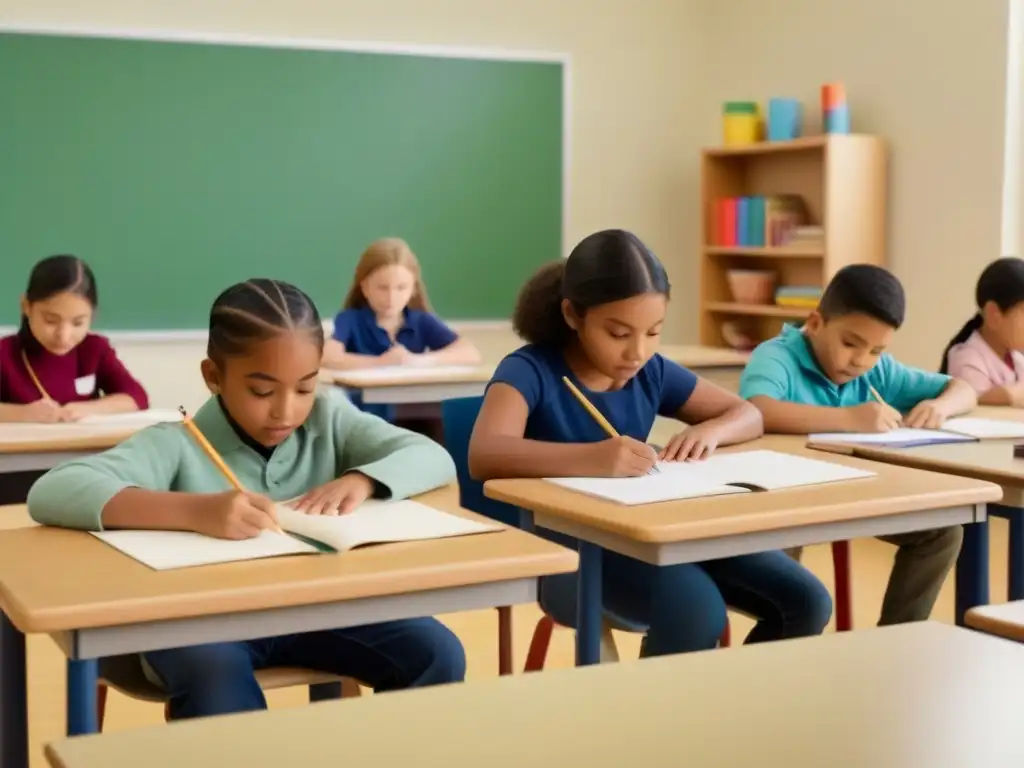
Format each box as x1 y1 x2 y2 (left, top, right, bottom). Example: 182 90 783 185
824 104 851 134
768 98 802 141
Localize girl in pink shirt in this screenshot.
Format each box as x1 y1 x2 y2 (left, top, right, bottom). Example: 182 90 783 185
0 255 149 423
942 257 1024 406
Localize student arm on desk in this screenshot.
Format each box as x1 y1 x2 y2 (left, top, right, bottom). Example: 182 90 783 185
26 424 185 531
335 391 455 499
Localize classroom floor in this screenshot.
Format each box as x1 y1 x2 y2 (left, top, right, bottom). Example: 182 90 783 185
7 507 1013 767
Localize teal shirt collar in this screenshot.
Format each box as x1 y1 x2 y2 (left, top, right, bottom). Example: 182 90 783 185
779 324 835 382
190 395 323 459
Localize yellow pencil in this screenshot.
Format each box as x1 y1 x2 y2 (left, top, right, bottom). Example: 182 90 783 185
562 376 619 438
868 385 888 407
178 407 285 535
561 377 659 473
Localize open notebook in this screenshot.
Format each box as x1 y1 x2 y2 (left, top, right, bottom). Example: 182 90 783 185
545 449 875 506
0 409 182 444
808 417 1024 449
90 499 501 571
325 365 484 385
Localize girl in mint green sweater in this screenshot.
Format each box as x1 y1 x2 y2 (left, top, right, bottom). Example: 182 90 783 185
28 278 465 720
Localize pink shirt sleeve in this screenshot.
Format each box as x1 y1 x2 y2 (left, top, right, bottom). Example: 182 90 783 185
946 345 998 394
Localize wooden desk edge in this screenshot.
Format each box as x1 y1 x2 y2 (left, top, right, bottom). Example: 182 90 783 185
0 431 134 455
964 605 1024 642
484 480 1002 545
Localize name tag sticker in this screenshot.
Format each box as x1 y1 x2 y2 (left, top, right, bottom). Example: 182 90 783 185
74 374 97 396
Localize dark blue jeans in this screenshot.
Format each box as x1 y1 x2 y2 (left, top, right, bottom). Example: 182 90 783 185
142 617 465 720
541 536 833 655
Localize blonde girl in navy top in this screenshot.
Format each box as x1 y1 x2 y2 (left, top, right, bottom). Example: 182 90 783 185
469 229 832 655
322 238 481 428
322 238 481 372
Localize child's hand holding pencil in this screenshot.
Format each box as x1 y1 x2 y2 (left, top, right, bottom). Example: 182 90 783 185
179 406 286 538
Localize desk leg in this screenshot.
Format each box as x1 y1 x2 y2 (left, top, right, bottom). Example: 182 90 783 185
956 518 990 627
66 659 98 736
575 541 602 667
0 612 27 768
1006 508 1024 601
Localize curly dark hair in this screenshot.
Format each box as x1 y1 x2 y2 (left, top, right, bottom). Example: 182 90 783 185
512 229 670 346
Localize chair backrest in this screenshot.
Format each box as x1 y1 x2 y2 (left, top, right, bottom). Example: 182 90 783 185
441 396 526 529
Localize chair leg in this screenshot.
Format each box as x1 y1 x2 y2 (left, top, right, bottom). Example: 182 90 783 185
832 540 853 632
308 682 343 702
524 616 555 673
340 678 362 698
163 702 171 723
95 684 108 732
496 606 514 676
599 622 619 663
719 618 732 648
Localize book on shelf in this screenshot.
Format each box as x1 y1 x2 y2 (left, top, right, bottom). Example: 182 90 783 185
714 195 812 248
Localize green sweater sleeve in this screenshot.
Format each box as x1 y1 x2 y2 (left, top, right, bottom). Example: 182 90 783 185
333 394 456 499
26 424 184 531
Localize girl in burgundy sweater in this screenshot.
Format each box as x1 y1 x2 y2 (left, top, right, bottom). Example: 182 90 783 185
0 255 149 423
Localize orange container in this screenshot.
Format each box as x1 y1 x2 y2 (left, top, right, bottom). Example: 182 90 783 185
726 269 776 305
821 83 846 111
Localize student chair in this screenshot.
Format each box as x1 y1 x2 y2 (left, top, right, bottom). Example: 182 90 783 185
95 654 361 730
440 396 729 671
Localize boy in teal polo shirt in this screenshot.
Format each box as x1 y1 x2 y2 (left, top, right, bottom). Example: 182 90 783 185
739 264 977 625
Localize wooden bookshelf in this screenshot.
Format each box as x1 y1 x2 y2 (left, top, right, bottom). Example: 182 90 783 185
699 134 887 348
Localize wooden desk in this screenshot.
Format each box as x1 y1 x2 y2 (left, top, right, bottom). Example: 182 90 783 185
0 487 577 768
42 622 1024 768
0 426 138 474
485 435 1001 665
965 600 1024 642
322 344 751 405
809 405 1024 610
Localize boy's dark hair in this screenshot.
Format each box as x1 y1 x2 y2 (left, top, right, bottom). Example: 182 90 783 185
20 254 98 335
817 264 905 329
208 279 323 363
512 229 670 346
940 256 1024 373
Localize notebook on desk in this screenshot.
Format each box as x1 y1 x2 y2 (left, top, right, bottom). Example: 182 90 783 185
544 449 875 506
90 499 502 570
808 417 1024 449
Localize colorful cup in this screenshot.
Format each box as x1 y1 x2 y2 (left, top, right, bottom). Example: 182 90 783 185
768 98 802 141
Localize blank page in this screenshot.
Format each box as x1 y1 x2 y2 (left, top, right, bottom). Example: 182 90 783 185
277 500 500 550
940 418 1024 440
808 428 977 447
695 450 876 490
90 529 318 570
545 473 747 506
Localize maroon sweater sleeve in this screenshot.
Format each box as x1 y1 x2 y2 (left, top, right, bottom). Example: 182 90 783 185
93 337 150 410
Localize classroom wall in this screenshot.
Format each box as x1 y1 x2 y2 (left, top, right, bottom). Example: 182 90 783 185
700 0 1012 368
2 0 706 410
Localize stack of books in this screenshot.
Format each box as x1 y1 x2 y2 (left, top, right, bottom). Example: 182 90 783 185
774 285 823 310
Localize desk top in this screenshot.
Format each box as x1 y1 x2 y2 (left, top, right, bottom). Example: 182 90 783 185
485 436 1001 544
0 425 135 455
965 600 1024 642
810 406 1024 487
0 486 577 634
321 345 750 390
43 622 1024 768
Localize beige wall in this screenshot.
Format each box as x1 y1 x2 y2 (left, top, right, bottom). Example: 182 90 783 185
2 0 705 407
2 0 1017 402
700 0 1012 368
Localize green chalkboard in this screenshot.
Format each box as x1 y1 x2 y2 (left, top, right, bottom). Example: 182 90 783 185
0 32 563 329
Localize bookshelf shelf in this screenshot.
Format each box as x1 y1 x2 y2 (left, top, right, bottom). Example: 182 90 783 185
704 301 812 319
699 133 887 348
